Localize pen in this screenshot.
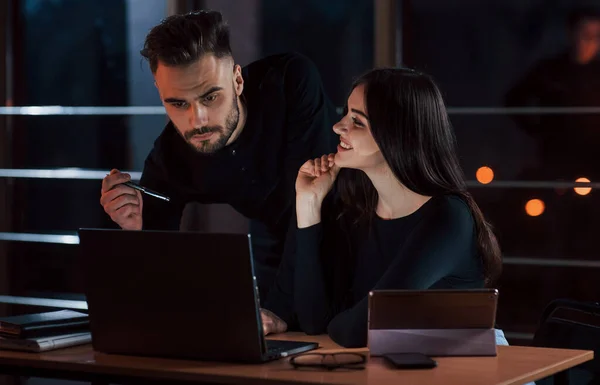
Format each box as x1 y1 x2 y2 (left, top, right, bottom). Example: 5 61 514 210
123 181 170 202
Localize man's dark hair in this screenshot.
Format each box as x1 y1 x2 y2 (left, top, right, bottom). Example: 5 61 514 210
141 10 232 73
567 7 600 31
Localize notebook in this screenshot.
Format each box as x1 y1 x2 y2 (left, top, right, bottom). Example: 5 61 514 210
0 310 89 339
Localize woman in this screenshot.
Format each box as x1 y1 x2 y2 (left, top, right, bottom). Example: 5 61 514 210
261 68 502 348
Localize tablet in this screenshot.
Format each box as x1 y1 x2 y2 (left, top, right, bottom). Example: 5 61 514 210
368 289 498 330
367 289 499 356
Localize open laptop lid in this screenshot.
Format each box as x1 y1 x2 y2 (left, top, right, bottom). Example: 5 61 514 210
78 229 268 362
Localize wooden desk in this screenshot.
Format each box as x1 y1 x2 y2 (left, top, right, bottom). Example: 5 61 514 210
0 332 592 385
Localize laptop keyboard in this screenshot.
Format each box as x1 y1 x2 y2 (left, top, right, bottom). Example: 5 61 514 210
266 339 312 355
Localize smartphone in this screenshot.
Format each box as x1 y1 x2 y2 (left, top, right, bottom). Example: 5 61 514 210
383 353 437 369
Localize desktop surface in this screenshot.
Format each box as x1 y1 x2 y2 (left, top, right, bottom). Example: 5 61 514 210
0 332 591 385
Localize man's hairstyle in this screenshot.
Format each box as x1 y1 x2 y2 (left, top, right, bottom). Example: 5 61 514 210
141 10 232 73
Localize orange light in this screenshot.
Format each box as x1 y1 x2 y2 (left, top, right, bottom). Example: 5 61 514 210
574 177 591 196
476 166 494 184
525 199 545 217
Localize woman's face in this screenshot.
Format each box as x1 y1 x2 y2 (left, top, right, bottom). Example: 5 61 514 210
333 84 385 170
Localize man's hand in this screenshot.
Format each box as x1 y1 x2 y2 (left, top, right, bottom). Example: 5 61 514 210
100 169 143 230
261 308 288 335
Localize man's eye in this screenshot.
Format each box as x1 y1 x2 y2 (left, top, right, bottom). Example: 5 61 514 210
205 94 217 102
172 102 188 109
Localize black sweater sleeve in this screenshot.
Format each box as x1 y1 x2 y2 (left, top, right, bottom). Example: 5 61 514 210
261 215 299 327
263 211 333 331
139 146 185 231
267 196 480 347
292 223 330 335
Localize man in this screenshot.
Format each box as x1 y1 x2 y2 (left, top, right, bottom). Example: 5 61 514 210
497 7 600 258
100 10 338 299
505 7 600 180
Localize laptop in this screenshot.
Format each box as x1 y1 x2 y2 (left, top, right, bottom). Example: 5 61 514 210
368 289 499 356
0 332 91 353
78 229 318 363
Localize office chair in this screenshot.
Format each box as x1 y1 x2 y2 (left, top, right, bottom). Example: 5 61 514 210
532 299 600 385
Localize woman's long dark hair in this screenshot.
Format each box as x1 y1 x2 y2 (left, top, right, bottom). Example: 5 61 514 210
337 68 502 286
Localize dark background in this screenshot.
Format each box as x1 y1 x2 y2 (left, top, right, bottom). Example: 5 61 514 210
1 0 599 347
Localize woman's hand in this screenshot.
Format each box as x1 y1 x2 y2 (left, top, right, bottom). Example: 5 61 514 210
295 154 340 228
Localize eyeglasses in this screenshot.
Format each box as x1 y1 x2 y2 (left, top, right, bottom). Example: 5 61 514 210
290 353 367 371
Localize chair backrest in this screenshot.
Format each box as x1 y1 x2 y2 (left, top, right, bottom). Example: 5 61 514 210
532 299 600 385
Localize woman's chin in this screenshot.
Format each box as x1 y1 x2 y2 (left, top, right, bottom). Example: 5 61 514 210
334 153 353 169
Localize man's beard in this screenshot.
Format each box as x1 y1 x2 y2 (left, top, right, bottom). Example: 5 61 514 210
184 91 240 154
